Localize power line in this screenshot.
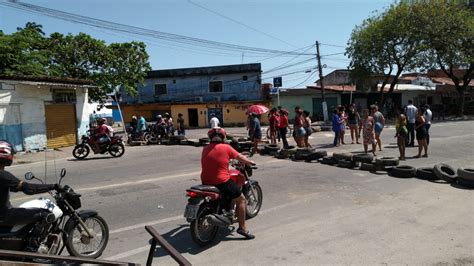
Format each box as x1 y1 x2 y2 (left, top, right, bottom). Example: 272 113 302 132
319 42 346 48
186 0 297 48
1 1 314 57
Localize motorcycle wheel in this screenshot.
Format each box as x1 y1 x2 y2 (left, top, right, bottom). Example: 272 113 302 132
109 143 125 157
190 205 219 246
245 183 263 219
66 215 109 259
72 145 90 160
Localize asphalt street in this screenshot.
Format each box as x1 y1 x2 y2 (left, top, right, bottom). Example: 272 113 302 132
8 120 474 265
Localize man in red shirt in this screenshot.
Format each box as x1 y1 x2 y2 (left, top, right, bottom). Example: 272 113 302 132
277 107 289 148
93 118 110 153
201 127 256 239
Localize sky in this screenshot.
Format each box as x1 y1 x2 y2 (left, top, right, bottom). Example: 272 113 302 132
0 0 395 88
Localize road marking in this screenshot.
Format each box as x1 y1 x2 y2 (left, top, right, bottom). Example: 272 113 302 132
104 193 323 261
105 246 150 261
11 170 201 202
110 215 184 234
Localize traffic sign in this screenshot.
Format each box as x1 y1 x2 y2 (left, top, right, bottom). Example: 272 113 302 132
269 87 279 94
273 77 282 87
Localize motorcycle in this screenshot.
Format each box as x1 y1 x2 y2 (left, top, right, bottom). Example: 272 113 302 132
72 130 125 159
184 160 262 246
0 168 109 259
126 126 144 144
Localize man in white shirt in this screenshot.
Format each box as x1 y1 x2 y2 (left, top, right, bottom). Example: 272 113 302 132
405 100 417 147
424 104 433 145
209 113 220 128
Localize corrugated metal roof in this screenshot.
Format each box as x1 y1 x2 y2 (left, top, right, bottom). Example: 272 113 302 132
377 84 435 91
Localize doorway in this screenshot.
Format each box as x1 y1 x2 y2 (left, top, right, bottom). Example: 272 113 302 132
188 108 199 127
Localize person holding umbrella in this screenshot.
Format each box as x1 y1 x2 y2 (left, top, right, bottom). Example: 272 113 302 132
248 112 262 155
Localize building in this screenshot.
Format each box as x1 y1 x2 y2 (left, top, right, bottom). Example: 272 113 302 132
0 76 94 151
120 63 270 127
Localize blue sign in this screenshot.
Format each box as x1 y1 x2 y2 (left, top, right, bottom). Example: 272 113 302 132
273 77 282 87
269 87 279 94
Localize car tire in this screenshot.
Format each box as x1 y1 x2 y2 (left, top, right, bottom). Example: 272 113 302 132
375 157 400 167
457 168 474 181
264 144 281 153
295 147 315 155
390 165 416 178
416 167 438 180
352 154 374 164
360 163 377 171
281 146 297 157
332 152 353 162
433 163 457 183
319 156 337 165
337 159 355 168
456 177 474 189
305 150 328 162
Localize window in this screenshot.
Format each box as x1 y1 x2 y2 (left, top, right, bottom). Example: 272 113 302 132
52 89 76 103
209 80 223 93
242 75 248 81
154 84 167 96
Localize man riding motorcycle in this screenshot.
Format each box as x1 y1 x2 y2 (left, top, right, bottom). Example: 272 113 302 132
93 118 111 153
201 127 256 239
0 141 59 250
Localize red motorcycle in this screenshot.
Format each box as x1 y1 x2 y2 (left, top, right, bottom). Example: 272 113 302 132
184 160 262 246
72 130 125 159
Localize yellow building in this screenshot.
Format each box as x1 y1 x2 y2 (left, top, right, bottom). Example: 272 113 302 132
121 101 270 128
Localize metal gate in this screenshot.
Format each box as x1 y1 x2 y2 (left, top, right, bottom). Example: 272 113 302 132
44 104 77 148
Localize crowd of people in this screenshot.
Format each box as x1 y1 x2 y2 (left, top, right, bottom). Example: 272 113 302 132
331 100 432 160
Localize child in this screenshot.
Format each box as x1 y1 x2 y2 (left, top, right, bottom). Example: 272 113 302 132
395 113 408 160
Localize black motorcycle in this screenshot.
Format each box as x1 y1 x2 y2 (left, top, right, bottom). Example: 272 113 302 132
0 169 109 258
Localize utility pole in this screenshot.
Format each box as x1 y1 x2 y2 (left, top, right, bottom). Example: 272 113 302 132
316 41 328 121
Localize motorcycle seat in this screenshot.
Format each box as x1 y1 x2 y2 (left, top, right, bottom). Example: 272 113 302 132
190 185 220 193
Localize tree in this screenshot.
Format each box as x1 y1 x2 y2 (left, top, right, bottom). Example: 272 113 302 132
413 0 474 113
0 22 151 101
0 23 49 76
346 3 427 106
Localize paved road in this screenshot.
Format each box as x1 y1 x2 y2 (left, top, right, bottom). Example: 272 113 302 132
9 121 474 265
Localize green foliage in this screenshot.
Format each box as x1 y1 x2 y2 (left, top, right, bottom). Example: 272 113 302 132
346 2 427 104
0 23 151 101
346 1 473 109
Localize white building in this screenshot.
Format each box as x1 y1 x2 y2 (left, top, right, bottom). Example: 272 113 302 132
0 76 94 151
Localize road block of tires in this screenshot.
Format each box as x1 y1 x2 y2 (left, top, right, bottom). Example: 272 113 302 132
314 151 474 189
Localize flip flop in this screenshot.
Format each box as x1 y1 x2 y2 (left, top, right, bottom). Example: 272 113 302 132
236 228 255 239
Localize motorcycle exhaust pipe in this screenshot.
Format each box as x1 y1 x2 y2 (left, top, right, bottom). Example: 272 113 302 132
206 214 232 227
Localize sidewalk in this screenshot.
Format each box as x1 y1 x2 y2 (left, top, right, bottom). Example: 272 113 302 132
13 146 75 165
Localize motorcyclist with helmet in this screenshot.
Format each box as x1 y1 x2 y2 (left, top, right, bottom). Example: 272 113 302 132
93 118 111 153
201 127 256 239
0 141 60 250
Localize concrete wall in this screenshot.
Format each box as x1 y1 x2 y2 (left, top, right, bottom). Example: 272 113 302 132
0 81 90 151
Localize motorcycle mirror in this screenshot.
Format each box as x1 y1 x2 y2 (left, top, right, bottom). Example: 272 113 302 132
24 172 34 180
60 168 66 178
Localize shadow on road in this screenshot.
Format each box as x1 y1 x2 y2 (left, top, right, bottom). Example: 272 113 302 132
68 157 115 162
149 224 249 259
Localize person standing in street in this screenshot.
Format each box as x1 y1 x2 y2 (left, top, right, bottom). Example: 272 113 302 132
268 108 278 144
347 103 361 144
361 109 376 155
395 113 408 160
177 113 185 136
293 106 306 148
423 104 432 145
371 105 385 151
137 114 147 141
277 108 289 149
302 110 312 148
209 113 220 128
405 100 418 147
414 109 428 158
248 112 262 154
332 109 342 147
